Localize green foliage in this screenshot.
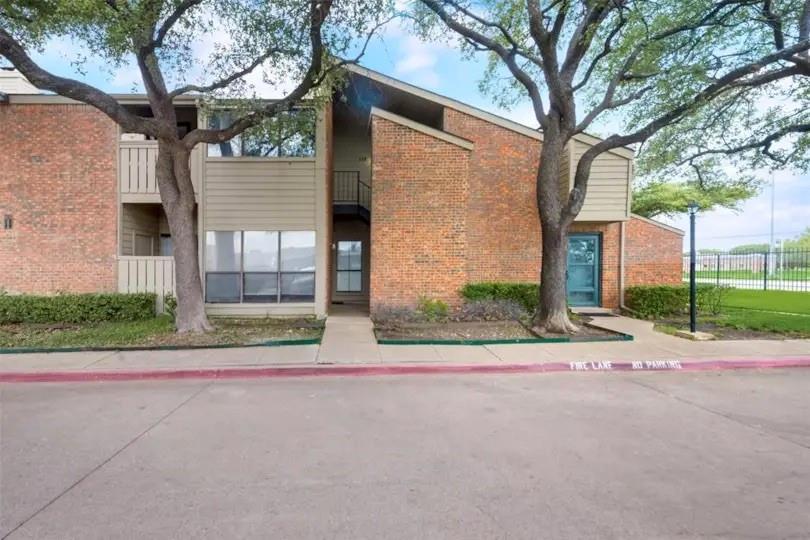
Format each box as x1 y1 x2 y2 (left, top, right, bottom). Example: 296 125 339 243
729 243 770 254
163 293 177 319
417 297 449 322
631 180 758 219
0 293 156 324
784 227 810 251
2 0 391 122
460 282 539 314
625 285 726 318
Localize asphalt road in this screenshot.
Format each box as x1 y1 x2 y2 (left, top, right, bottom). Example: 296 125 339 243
2 369 810 539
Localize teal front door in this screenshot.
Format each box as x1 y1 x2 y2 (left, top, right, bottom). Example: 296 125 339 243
567 234 600 307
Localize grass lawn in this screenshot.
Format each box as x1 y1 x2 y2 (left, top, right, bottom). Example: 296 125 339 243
0 316 323 349
655 307 810 339
721 289 810 315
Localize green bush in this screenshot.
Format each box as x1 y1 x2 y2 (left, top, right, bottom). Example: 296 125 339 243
417 296 449 322
163 294 177 319
460 282 539 314
625 285 726 318
0 293 156 324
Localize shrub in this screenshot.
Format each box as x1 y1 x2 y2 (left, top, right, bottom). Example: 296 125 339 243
460 282 539 314
163 294 177 319
371 305 421 324
0 293 156 324
625 285 726 318
417 297 449 322
454 299 527 322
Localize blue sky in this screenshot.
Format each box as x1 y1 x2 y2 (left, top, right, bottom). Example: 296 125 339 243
27 26 809 251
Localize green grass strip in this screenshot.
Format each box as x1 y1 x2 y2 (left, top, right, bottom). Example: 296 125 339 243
722 289 810 316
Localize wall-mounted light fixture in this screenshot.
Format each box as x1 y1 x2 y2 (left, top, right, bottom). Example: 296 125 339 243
3 214 12 230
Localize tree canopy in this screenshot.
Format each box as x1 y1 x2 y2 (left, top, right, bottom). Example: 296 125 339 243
631 179 758 218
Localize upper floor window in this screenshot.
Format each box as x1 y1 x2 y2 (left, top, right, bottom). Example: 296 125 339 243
207 108 316 158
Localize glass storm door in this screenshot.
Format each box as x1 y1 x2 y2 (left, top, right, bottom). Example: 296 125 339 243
336 241 362 292
567 234 600 307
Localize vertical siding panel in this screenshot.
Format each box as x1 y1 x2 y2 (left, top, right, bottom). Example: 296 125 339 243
118 260 128 292
147 147 156 193
145 258 156 295
120 148 129 193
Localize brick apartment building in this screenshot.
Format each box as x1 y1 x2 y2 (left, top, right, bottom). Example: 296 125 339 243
0 65 683 317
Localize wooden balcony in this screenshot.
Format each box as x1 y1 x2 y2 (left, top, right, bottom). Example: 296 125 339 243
119 140 201 202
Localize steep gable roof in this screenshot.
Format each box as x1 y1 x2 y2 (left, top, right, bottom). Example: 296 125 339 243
345 64 635 160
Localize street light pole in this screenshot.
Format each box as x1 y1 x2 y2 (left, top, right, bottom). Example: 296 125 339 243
688 202 699 333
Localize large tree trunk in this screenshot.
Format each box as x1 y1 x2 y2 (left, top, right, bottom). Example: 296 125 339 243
534 225 578 334
156 142 213 333
532 131 579 334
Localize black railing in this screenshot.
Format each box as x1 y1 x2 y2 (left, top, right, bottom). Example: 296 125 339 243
682 248 810 292
334 170 370 212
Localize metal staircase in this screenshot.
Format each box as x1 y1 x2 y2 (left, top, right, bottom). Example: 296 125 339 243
333 170 370 222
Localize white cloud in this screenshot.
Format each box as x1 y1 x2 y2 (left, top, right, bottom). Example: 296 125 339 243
393 36 441 88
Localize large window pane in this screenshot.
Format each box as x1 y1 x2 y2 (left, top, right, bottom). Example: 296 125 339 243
337 241 362 270
243 273 279 303
243 231 279 271
280 273 315 302
206 273 240 303
205 231 241 271
281 231 316 272
207 109 315 158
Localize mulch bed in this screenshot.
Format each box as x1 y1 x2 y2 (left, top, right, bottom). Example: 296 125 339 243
375 317 622 342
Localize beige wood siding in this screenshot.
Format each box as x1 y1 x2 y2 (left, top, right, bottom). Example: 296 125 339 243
570 139 631 222
117 256 175 312
203 159 317 230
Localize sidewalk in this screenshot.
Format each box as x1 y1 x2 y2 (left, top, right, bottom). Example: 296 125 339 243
0 316 808 378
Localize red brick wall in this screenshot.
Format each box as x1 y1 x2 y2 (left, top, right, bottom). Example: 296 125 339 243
367 108 682 312
370 115 470 312
442 109 542 282
625 216 684 287
0 103 118 294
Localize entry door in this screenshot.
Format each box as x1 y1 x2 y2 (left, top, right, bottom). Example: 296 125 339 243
336 241 363 292
567 234 600 307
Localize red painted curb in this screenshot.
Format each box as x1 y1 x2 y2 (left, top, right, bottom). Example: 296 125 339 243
2 357 810 383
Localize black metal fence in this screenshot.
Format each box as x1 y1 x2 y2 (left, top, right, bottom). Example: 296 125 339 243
682 249 810 292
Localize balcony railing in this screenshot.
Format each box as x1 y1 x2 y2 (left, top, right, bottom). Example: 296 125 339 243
334 170 370 213
117 256 175 312
119 140 201 197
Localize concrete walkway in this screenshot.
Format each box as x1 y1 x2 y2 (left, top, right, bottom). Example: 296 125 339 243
316 304 380 364
0 314 808 375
